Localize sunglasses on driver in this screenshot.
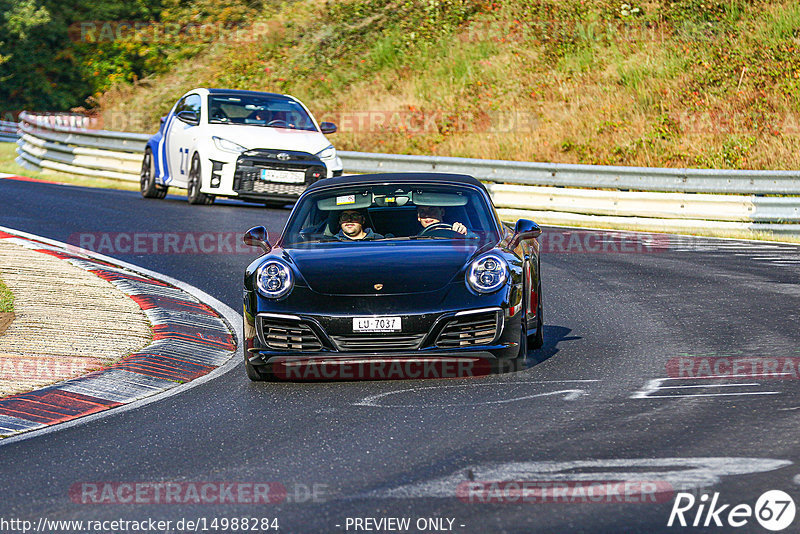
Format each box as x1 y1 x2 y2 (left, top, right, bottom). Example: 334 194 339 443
339 211 364 223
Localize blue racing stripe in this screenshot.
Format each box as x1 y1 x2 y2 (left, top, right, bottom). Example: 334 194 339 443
158 113 176 185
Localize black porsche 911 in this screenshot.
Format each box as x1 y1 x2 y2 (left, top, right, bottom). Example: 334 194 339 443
241 172 542 380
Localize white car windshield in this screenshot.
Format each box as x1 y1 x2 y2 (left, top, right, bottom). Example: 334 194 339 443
208 94 317 131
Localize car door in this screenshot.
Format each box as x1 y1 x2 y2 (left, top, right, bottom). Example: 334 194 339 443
167 93 202 188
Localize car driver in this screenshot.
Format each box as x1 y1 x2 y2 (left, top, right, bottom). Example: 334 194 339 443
416 206 468 235
336 210 383 241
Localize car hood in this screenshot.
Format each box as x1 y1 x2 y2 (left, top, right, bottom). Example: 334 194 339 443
206 124 330 154
286 242 481 296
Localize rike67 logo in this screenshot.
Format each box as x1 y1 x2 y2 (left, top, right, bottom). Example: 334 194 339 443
668 490 796 531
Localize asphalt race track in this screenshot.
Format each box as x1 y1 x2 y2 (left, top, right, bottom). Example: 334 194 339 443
2 178 800 533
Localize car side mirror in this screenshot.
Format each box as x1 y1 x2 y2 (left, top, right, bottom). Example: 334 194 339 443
509 219 541 249
243 226 272 253
176 110 199 125
319 122 337 134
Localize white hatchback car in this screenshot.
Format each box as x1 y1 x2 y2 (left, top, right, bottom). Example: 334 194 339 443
140 88 343 205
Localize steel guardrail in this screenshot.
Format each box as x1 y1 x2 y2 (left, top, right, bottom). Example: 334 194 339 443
338 151 800 195
0 120 19 143
12 112 800 235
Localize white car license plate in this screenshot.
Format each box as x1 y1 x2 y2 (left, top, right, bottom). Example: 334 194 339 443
353 317 401 332
260 168 305 184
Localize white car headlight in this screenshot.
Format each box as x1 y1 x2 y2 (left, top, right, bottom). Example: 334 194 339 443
316 145 337 161
467 254 509 294
212 136 247 154
256 260 294 299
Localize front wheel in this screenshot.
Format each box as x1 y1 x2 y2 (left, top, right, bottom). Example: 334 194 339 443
187 153 214 205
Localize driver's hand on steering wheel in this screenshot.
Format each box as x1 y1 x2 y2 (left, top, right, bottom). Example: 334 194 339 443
452 222 467 235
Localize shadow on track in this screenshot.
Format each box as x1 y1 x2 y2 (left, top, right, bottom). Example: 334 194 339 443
525 325 580 368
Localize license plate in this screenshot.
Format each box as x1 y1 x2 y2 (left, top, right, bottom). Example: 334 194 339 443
260 168 305 184
353 316 401 332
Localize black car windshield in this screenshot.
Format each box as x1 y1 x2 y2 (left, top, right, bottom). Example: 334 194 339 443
207 95 317 131
282 183 501 247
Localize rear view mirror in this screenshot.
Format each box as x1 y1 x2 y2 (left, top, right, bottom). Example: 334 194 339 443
243 226 272 253
319 122 337 134
509 219 541 249
176 110 199 125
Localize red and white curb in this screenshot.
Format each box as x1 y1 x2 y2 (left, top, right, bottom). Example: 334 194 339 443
0 172 60 184
0 226 240 440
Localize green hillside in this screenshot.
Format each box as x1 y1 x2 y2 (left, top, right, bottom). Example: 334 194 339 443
17 0 800 169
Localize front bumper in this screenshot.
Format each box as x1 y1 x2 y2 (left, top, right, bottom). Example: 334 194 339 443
232 149 337 201
244 304 524 368
203 148 342 200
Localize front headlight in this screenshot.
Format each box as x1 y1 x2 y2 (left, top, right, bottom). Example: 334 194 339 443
316 145 337 161
256 260 294 299
212 136 247 154
467 254 509 294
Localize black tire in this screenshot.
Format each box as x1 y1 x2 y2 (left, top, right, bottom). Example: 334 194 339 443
187 153 214 205
140 148 167 199
517 317 528 359
245 354 266 381
530 278 544 349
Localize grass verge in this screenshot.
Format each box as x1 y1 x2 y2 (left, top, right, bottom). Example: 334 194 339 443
0 278 14 314
95 0 800 171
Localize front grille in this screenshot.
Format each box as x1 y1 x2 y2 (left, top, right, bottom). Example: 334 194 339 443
233 149 326 198
240 181 307 195
435 311 499 348
242 149 318 161
257 316 322 352
330 333 426 352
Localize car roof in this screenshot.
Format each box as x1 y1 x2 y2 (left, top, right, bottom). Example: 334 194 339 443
205 88 293 100
304 173 489 194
